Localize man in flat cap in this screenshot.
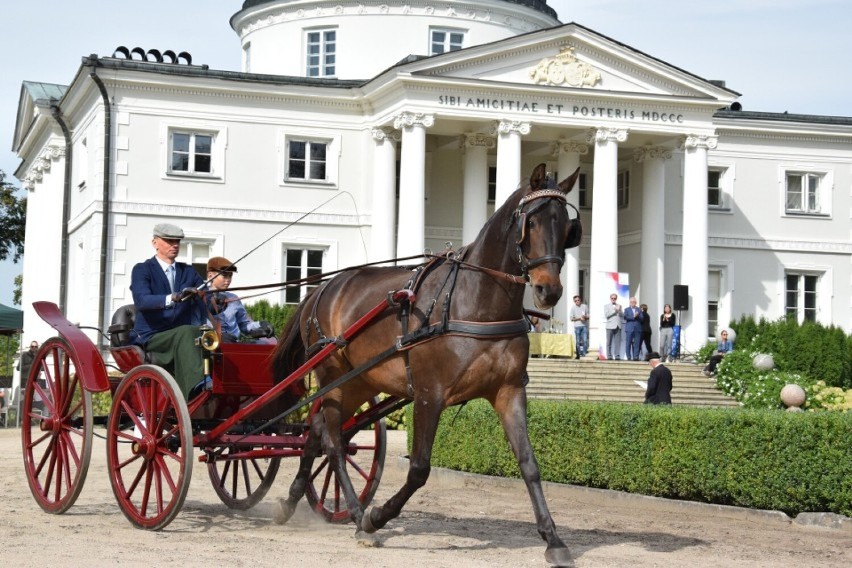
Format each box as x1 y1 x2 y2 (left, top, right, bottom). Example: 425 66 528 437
204 256 274 343
130 223 206 398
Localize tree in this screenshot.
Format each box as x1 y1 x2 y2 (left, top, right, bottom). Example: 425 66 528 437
0 170 26 263
13 275 22 306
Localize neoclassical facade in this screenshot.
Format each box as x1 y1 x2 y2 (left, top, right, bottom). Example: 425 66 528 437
12 0 852 353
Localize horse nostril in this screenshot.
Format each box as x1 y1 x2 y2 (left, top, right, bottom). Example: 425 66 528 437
535 284 545 297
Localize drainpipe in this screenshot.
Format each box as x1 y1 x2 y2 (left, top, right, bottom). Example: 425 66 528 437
85 55 112 350
48 101 72 315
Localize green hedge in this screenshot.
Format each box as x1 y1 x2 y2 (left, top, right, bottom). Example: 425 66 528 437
414 400 852 517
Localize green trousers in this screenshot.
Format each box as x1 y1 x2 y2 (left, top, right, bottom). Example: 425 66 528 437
145 325 204 400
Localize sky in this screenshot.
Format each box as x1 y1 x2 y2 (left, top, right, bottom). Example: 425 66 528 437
1 0 850 308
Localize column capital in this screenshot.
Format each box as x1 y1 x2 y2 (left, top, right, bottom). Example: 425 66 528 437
585 127 628 144
459 132 496 149
371 126 401 143
393 112 435 130
680 134 718 150
550 139 589 158
490 119 531 137
633 144 673 163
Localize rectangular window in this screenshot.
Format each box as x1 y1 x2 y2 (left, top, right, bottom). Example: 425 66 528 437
578 172 589 208
430 29 465 55
487 166 497 203
178 240 213 279
578 269 587 305
785 273 818 323
306 29 336 77
616 170 629 208
170 132 213 175
708 270 721 338
285 248 324 304
786 172 822 214
708 169 722 207
287 140 328 181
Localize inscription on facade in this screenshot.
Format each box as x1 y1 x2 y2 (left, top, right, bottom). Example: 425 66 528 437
437 95 685 124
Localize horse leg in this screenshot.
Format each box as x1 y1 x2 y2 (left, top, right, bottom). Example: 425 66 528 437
493 386 572 567
274 409 324 524
362 396 442 533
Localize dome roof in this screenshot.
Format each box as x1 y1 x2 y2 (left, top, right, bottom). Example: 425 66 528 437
239 0 557 20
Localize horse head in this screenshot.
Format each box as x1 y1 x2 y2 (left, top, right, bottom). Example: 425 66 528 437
514 163 582 309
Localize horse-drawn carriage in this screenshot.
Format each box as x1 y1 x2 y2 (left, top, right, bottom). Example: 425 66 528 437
21 164 582 566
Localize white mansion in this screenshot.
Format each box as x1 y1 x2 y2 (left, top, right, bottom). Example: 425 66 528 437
12 0 852 353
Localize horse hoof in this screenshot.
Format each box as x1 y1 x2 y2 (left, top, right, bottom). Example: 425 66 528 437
360 506 377 533
355 530 382 548
544 545 574 567
273 499 295 525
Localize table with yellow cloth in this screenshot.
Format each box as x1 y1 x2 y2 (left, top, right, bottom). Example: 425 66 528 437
528 332 576 358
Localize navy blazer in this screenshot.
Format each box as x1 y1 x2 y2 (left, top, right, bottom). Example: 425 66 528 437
624 305 644 332
130 256 205 345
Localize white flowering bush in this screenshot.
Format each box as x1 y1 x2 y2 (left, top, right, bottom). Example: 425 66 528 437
715 350 809 409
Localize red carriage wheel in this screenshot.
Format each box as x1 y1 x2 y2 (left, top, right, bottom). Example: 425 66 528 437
21 337 94 514
207 447 281 510
305 397 386 523
106 365 193 530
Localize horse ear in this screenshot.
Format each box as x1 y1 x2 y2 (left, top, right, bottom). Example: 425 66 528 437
564 217 583 249
529 163 548 192
558 166 581 194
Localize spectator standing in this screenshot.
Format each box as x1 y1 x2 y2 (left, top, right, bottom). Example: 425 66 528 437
644 351 673 405
623 297 644 361
639 303 652 358
603 293 623 360
659 304 676 362
569 295 589 358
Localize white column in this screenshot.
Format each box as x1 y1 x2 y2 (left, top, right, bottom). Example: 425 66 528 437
635 144 672 340
552 139 588 331
370 126 400 262
461 133 494 245
586 127 628 354
491 120 530 208
393 112 434 258
680 134 717 351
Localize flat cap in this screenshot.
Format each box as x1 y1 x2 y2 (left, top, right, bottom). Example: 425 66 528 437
153 223 184 239
207 256 237 273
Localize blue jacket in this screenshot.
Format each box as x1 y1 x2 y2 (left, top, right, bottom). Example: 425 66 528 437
130 257 205 345
623 305 644 332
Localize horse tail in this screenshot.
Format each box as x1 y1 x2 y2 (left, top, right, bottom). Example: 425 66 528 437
270 298 308 384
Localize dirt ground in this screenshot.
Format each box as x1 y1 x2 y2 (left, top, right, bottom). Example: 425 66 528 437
1 427 849 567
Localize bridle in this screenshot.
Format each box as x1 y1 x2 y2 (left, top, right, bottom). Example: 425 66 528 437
512 189 576 278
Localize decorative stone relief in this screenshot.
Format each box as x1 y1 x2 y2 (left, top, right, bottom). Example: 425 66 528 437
490 120 531 136
372 126 401 142
393 112 435 130
550 140 589 157
585 127 628 145
530 46 601 88
23 144 66 190
459 133 496 149
680 134 718 150
633 144 673 163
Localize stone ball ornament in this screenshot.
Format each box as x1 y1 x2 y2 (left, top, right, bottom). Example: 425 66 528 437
780 384 807 409
752 353 775 371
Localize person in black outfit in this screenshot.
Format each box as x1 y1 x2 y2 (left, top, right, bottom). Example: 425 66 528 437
644 351 673 405
659 304 676 362
639 303 652 358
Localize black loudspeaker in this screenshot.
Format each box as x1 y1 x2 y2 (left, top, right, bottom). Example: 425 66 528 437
673 285 689 311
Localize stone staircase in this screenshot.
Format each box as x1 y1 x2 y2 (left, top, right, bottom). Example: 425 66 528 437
526 356 739 407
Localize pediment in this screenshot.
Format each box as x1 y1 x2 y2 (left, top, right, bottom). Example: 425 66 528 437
401 23 737 104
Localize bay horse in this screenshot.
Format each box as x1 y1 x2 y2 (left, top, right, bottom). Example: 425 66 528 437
271 163 582 566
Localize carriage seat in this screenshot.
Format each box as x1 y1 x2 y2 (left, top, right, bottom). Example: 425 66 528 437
108 304 150 372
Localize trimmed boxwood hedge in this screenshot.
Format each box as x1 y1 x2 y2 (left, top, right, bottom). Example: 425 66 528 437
412 400 852 517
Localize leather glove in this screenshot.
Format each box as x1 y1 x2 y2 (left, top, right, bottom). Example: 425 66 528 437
171 287 198 303
248 321 275 338
206 292 226 315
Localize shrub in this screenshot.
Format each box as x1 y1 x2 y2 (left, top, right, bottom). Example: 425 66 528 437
415 400 852 517
715 350 810 410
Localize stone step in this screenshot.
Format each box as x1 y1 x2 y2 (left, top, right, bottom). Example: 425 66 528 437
525 357 738 408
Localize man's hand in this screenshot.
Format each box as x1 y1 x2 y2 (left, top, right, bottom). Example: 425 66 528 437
206 292 226 314
171 287 198 303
